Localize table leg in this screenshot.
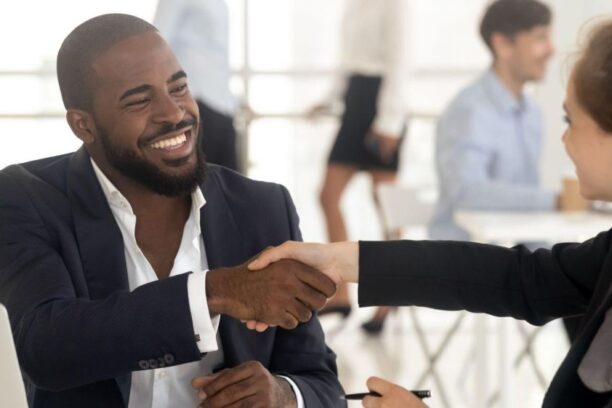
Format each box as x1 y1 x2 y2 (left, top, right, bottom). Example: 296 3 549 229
475 315 488 408
499 318 514 408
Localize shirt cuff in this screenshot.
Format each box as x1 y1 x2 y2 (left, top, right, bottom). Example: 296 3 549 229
187 270 220 353
277 376 305 408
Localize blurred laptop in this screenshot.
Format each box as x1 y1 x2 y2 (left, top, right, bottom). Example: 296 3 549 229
0 304 28 407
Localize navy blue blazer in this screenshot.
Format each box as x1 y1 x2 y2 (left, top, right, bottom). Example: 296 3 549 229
0 147 344 407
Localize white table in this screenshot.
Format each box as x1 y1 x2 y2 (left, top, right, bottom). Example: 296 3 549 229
454 210 612 408
455 210 612 245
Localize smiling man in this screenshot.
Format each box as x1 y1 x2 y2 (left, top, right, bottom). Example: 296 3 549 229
0 14 343 408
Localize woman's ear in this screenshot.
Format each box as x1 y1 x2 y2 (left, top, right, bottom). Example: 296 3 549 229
66 109 96 145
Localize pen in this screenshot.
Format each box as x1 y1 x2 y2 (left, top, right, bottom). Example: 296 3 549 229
342 390 431 400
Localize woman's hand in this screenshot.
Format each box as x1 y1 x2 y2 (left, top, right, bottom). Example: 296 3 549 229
248 241 359 285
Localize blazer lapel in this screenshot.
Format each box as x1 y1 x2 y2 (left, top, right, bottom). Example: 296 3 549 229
545 256 612 405
66 147 129 298
577 255 612 336
200 168 258 365
200 168 248 270
66 147 131 404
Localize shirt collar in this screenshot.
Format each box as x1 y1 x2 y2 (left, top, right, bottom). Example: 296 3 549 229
90 157 206 219
483 69 527 115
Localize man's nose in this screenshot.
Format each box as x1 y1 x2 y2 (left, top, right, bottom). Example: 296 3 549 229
152 93 185 125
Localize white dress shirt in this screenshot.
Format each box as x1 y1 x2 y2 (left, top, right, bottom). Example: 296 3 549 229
90 159 303 407
154 0 237 115
326 0 411 137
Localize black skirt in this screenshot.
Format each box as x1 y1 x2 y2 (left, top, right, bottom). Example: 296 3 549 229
328 74 404 171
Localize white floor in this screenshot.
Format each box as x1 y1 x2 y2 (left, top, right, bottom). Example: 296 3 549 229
321 285 570 408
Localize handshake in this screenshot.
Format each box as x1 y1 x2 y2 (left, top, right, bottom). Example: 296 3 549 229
206 241 358 330
201 242 430 408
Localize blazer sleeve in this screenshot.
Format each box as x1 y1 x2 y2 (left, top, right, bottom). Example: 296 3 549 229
270 185 345 407
0 171 202 391
358 234 611 326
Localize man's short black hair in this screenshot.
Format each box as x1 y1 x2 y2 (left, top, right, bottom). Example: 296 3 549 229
57 13 158 111
480 0 552 55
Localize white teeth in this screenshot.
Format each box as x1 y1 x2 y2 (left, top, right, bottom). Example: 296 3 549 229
150 133 188 150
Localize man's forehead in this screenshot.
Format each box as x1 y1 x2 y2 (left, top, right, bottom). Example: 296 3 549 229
91 31 181 87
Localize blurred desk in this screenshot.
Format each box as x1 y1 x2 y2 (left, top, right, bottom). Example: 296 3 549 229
455 210 612 245
454 210 612 408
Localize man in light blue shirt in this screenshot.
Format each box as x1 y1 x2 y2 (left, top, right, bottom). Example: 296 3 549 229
154 0 239 171
430 0 558 241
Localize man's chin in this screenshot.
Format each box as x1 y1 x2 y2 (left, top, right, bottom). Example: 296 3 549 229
148 168 205 197
162 154 193 168
529 65 549 81
113 156 205 197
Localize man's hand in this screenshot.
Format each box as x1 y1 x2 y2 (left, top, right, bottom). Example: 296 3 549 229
206 257 336 329
362 377 428 408
191 361 297 408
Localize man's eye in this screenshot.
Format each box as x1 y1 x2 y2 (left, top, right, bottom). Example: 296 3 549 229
125 98 149 107
172 84 188 94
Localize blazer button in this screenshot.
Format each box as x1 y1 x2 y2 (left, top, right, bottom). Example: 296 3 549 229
138 360 149 370
148 358 158 369
164 354 175 365
157 358 166 368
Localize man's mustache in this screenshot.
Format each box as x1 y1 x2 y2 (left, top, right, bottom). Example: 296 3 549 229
141 116 198 145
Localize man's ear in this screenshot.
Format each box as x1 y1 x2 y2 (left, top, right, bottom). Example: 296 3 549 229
491 32 514 61
66 109 96 145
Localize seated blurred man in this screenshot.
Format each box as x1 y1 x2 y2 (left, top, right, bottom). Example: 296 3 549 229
430 0 557 241
0 14 343 408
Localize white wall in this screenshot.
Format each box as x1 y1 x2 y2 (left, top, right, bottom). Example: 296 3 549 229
537 1 612 189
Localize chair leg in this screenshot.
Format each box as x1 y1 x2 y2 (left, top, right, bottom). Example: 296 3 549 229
411 307 466 408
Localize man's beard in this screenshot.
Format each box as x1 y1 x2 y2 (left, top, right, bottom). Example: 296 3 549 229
97 122 206 197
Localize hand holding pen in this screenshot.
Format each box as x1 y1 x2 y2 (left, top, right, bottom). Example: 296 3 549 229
345 377 430 408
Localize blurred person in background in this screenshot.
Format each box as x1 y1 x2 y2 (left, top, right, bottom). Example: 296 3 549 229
308 0 410 333
154 0 242 172
429 0 586 343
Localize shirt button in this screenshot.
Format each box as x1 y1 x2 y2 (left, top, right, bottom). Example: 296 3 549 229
158 370 167 380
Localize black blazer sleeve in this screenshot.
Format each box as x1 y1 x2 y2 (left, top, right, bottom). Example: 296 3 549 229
358 234 612 326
